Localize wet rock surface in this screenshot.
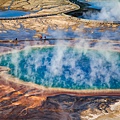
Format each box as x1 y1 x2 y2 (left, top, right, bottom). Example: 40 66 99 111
41 95 120 120
0 14 119 41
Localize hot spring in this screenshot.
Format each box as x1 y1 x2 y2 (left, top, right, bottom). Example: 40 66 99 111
0 46 120 90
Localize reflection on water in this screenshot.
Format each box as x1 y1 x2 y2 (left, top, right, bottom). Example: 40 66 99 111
0 47 120 90
0 28 36 40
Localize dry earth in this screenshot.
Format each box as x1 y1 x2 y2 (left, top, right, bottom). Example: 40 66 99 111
0 68 120 120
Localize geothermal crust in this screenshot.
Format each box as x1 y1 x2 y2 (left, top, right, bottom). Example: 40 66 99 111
0 0 119 39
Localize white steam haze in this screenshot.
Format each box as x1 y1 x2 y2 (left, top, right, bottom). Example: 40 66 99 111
0 27 120 89
81 0 120 21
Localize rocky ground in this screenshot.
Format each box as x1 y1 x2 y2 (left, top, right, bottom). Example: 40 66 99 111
0 70 120 120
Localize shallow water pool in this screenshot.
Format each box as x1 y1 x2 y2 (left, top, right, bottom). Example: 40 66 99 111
0 10 30 18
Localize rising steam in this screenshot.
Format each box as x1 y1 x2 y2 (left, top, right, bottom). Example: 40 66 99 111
0 28 120 89
81 0 120 21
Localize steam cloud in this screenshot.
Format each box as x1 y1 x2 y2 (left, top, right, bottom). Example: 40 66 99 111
81 0 120 21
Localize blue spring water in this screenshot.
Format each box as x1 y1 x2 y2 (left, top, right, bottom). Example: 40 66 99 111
0 47 120 90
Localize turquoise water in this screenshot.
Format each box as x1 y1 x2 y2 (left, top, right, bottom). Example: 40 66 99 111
0 47 120 89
